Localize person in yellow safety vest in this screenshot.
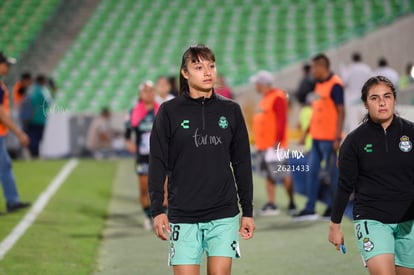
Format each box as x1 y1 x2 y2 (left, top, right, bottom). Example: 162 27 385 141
294 53 345 221
251 70 297 216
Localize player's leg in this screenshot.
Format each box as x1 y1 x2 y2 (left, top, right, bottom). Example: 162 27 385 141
207 257 232 275
138 174 150 209
366 254 396 275
205 215 240 275
136 162 150 208
395 220 414 275
173 265 200 275
257 151 278 215
354 220 396 274
395 266 414 275
136 162 151 229
169 223 203 275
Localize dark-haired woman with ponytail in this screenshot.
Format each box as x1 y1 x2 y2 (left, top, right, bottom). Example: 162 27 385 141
149 45 255 275
328 76 414 274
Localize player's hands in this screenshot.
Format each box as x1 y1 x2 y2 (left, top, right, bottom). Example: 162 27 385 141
328 221 344 251
17 132 29 147
239 217 255 240
125 140 136 154
153 213 171 241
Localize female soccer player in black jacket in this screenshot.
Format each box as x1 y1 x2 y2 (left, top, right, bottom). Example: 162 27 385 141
329 76 414 274
149 45 255 275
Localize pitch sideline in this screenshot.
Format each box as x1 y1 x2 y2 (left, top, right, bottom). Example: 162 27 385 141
0 158 79 260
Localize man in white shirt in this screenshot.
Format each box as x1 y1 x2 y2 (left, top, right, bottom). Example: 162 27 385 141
372 57 399 88
341 53 372 134
86 107 113 159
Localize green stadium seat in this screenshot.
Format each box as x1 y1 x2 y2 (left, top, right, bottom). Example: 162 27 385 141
0 0 59 58
50 0 414 112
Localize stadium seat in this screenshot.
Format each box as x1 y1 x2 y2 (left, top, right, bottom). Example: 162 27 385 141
50 0 414 112
0 0 60 59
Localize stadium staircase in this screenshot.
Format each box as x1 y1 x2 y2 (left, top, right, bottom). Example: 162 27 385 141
2 0 100 86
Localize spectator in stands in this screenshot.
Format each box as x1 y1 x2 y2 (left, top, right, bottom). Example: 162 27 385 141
168 76 179 97
155 76 174 104
125 80 160 230
26 75 50 158
0 52 30 213
12 72 32 108
251 70 297 216
295 63 315 105
215 74 233 99
294 53 345 221
85 107 113 159
372 57 399 88
399 62 414 90
341 52 372 134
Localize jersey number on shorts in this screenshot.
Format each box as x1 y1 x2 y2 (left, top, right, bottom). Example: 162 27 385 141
356 221 370 240
170 225 180 241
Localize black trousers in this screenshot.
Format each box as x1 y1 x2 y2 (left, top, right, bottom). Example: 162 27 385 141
27 123 45 158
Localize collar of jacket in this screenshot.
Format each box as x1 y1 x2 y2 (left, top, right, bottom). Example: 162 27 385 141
183 89 217 105
367 114 399 131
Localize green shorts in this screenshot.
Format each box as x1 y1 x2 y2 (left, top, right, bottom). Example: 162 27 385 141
168 214 240 266
353 219 414 268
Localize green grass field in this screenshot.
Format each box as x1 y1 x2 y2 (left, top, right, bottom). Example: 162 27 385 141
0 159 367 275
0 160 117 275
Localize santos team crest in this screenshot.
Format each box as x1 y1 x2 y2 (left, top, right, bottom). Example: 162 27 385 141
399 135 412 152
218 116 229 129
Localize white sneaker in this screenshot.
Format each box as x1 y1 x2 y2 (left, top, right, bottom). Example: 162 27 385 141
259 203 280 216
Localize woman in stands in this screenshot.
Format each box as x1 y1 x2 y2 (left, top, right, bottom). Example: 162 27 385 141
125 81 159 230
149 44 255 275
328 76 414 274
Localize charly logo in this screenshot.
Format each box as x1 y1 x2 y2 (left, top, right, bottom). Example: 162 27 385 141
218 116 228 129
399 135 412 152
181 119 190 129
363 144 373 153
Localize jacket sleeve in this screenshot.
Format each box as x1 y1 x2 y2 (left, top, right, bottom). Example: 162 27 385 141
230 104 254 217
331 135 359 223
149 105 170 218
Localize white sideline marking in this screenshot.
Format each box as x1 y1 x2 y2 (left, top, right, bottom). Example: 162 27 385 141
0 158 79 260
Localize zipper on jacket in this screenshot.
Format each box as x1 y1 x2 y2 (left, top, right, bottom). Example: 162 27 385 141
201 97 206 130
384 129 389 152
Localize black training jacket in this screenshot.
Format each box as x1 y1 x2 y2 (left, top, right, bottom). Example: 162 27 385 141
331 116 414 224
148 92 253 223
